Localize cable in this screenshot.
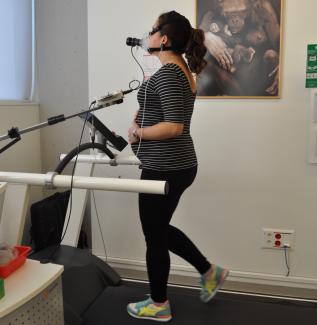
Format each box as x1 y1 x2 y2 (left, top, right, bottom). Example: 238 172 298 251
59 104 93 244
283 245 290 276
131 47 145 84
89 138 108 260
40 102 94 263
130 46 165 158
125 47 144 94
129 79 141 92
91 189 108 261
129 46 150 158
135 80 149 157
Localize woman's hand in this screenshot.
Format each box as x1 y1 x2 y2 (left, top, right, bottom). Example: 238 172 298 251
128 120 140 144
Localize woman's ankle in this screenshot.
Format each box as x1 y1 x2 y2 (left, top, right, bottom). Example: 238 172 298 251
152 299 169 307
203 264 213 278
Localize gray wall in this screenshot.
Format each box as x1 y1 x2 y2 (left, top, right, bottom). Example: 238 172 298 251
36 0 89 173
0 104 42 245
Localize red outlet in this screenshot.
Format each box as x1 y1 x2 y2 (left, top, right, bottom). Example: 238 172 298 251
275 240 281 247
263 228 295 249
275 233 281 239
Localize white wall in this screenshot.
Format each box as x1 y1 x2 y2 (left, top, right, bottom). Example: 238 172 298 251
87 0 317 291
0 103 42 244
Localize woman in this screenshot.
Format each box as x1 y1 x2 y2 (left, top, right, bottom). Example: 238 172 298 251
127 10 229 322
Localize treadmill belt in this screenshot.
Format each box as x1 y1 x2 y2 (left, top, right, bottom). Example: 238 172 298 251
83 281 317 325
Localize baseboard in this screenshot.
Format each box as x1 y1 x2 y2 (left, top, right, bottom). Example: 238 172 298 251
97 255 317 300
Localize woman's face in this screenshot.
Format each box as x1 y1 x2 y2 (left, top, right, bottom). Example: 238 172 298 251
147 21 168 50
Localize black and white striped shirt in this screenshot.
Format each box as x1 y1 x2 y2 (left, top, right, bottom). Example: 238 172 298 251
131 63 197 171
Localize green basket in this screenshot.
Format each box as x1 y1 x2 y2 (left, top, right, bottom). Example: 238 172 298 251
0 278 4 299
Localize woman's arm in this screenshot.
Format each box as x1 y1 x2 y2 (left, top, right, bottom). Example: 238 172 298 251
137 122 184 140
128 120 183 143
128 66 186 144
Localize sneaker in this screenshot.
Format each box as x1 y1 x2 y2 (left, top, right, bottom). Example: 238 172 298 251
199 264 229 303
127 296 172 322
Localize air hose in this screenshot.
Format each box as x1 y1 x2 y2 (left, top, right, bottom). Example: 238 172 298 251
55 143 115 174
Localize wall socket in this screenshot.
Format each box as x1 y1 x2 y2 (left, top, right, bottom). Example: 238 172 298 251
262 228 295 249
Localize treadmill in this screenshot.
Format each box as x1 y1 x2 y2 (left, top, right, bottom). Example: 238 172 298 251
29 244 317 325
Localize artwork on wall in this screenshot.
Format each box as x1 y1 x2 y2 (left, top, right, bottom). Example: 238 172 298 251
196 0 283 98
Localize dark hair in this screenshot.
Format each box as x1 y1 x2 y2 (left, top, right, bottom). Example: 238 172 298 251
157 11 207 74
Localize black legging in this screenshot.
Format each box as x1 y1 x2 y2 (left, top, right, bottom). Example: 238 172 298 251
139 166 211 303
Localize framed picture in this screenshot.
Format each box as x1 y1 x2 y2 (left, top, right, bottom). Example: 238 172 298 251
196 0 284 98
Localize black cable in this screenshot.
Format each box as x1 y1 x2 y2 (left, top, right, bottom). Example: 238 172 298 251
40 102 94 263
129 79 141 91
59 105 93 245
91 188 108 261
130 46 145 85
283 245 290 276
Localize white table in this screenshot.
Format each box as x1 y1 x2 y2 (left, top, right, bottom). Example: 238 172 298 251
0 259 64 324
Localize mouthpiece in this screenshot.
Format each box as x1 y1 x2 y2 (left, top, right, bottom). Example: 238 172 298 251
126 37 142 47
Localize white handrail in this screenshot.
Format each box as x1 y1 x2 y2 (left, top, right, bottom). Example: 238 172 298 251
0 172 167 195
59 153 141 165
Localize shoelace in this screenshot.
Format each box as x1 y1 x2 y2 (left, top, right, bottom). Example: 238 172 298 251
136 298 152 309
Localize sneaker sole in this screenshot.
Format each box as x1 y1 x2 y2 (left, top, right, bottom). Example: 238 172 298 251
201 269 230 303
127 309 172 322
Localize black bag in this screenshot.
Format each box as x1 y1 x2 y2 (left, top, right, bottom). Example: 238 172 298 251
30 191 71 252
30 190 89 252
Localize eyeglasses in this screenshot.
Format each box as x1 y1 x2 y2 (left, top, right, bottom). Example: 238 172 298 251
149 26 161 36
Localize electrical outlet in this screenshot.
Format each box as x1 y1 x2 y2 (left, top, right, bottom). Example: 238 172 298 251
262 228 295 249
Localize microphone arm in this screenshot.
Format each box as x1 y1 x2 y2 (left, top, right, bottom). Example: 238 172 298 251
0 89 132 154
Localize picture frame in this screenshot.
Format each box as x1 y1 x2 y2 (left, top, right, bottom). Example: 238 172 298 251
196 0 284 99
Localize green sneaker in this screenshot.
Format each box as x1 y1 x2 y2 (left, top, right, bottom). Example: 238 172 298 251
127 296 172 322
200 264 229 303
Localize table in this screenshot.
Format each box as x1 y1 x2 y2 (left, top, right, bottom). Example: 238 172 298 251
0 259 64 324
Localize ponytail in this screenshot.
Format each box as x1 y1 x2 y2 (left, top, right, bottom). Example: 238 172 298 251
185 28 207 75
157 11 207 74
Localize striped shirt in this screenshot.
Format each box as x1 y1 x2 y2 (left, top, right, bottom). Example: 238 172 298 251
131 63 197 171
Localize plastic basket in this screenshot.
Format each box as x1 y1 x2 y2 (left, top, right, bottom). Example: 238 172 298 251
0 246 32 278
